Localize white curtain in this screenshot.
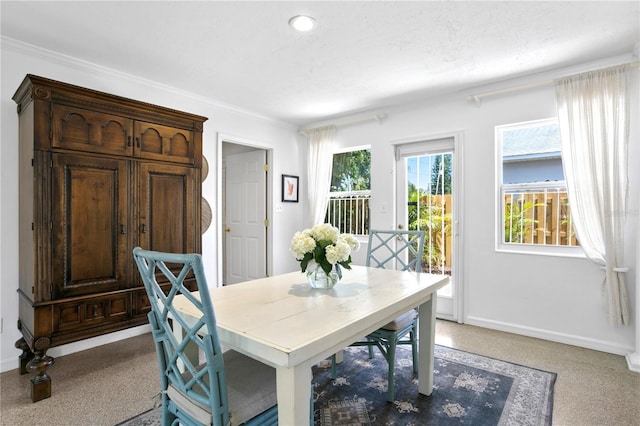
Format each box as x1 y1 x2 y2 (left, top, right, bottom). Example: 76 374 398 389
307 126 336 226
554 65 630 326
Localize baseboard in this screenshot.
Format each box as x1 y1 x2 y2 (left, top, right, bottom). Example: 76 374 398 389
626 352 640 372
465 316 634 356
0 325 151 373
436 313 455 322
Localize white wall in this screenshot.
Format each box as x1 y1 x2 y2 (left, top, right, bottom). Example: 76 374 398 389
1 38 636 374
322 59 638 356
0 39 305 372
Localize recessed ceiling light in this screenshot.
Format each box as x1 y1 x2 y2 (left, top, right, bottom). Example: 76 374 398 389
289 15 317 32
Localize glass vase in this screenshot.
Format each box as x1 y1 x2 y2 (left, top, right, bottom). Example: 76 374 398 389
306 267 340 289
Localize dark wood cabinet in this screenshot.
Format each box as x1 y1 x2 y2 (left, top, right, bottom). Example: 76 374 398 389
12 75 207 402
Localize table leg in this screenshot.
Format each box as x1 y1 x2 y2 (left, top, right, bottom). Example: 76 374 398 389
276 364 312 426
418 294 437 396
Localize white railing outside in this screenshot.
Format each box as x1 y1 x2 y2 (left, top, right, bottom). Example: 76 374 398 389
325 191 370 236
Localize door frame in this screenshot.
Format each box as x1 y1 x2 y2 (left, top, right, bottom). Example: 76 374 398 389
392 130 465 322
216 133 273 287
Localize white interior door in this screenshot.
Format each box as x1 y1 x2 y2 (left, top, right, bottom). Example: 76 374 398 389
224 149 267 285
395 136 461 321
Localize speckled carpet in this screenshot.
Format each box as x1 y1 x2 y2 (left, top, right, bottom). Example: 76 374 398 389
118 345 556 425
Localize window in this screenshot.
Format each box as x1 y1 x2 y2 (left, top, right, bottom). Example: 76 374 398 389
496 119 580 254
325 147 371 235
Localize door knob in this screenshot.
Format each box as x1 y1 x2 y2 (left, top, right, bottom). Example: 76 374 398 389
398 224 404 229
225 227 231 232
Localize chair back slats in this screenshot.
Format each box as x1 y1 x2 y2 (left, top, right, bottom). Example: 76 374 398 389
366 229 426 272
348 229 427 401
133 247 230 426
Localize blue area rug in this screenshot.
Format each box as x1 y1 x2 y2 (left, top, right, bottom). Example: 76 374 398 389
314 345 555 425
118 345 556 426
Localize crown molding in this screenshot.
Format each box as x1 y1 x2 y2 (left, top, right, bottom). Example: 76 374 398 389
1 36 291 127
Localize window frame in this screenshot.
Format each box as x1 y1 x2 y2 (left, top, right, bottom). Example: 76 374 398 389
495 118 585 258
326 145 371 237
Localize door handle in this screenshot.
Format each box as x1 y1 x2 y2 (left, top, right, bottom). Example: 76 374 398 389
225 226 231 232
397 224 404 229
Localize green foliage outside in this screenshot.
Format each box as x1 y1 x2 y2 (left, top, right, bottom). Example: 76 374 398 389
330 149 371 191
408 154 453 273
504 200 539 243
409 197 452 272
330 149 575 253
429 154 452 195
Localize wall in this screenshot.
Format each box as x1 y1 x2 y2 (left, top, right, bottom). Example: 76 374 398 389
322 58 638 356
0 39 305 372
1 38 637 373
503 157 564 184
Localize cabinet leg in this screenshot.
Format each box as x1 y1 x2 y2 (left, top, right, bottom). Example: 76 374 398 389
15 337 34 375
26 338 54 402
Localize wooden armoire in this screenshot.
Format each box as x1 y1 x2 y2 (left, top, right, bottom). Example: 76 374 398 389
12 75 208 402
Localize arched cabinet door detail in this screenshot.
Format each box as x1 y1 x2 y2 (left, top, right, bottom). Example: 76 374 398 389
134 121 195 165
52 104 134 156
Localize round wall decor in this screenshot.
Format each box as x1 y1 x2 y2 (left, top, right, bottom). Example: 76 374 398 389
202 156 209 182
202 197 212 234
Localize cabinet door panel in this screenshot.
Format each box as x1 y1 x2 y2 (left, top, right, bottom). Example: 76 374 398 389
51 154 129 298
52 105 134 156
138 163 197 254
134 121 194 164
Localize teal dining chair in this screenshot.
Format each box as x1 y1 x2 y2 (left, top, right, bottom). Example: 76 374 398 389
332 229 426 402
133 247 280 426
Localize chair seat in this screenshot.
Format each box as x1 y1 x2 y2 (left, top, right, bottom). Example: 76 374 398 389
379 310 417 331
167 349 277 425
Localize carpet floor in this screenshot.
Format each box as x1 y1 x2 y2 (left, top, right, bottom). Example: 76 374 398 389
119 344 556 425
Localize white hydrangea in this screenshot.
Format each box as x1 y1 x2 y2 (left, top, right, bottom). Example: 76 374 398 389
337 233 360 251
309 223 339 243
289 231 316 260
325 240 351 264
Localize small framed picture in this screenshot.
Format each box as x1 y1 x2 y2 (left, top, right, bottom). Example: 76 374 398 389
282 174 299 202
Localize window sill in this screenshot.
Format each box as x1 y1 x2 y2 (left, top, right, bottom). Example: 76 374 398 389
496 243 586 259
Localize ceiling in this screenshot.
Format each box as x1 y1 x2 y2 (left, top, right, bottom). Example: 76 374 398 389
1 1 639 126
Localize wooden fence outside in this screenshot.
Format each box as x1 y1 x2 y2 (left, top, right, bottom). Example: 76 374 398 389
409 194 452 271
328 189 578 271
504 189 579 246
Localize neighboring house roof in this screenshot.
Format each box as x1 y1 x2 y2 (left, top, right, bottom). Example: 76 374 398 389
502 123 561 162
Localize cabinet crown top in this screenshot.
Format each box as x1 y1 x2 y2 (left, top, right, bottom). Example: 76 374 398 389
12 74 208 130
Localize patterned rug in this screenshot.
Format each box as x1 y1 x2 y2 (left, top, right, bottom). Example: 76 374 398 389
118 345 556 426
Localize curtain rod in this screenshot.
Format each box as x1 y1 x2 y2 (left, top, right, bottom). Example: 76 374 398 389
466 61 640 107
298 112 386 136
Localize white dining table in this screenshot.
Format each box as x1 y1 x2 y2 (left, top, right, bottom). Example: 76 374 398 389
171 265 448 426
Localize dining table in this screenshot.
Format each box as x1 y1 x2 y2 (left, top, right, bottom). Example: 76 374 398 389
171 265 449 426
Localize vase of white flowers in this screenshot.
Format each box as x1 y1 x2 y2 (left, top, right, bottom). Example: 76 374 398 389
290 223 360 289
305 267 341 289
